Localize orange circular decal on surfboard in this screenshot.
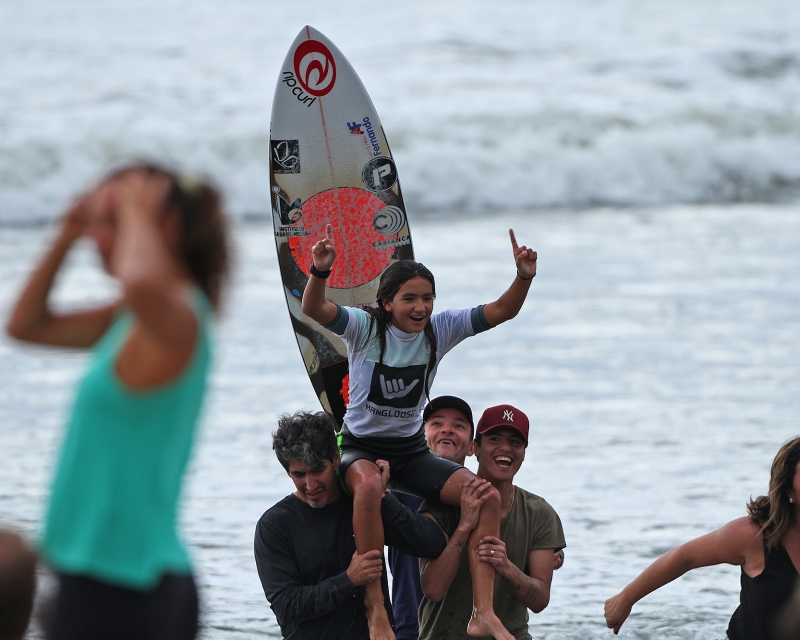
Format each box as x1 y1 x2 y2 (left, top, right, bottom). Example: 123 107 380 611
289 187 399 289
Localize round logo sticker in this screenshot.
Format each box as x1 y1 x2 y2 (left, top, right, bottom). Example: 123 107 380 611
362 157 398 192
373 206 406 236
293 40 337 97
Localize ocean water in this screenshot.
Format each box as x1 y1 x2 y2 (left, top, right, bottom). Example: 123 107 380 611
2 205 799 639
1 1 799 638
1 0 799 222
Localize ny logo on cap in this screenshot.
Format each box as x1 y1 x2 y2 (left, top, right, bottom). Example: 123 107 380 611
504 410 514 422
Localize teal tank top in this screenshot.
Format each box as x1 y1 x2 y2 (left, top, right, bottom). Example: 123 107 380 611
41 289 213 589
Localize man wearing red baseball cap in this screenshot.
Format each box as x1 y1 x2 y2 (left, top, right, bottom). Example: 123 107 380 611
417 404 566 640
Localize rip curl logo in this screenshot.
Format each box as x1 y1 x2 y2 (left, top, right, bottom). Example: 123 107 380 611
293 39 337 97
503 410 514 422
281 72 317 107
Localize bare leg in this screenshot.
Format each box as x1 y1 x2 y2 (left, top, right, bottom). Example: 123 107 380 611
346 460 395 640
440 468 514 640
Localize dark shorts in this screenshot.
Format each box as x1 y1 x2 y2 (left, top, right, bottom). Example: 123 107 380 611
47 572 198 640
338 425 462 502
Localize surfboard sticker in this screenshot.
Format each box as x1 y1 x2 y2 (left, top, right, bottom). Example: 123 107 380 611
270 26 413 428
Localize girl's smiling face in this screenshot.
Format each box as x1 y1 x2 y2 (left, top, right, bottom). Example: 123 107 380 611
382 276 435 333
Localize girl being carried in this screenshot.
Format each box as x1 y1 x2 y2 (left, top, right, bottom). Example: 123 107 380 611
302 225 537 640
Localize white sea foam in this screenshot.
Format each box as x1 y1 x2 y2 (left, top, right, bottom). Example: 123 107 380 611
1 0 799 222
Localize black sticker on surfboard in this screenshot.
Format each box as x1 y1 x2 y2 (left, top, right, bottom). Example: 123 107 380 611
272 140 300 174
362 157 397 192
273 187 303 226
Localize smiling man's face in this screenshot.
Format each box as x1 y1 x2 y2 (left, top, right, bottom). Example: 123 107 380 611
424 407 473 465
475 427 526 483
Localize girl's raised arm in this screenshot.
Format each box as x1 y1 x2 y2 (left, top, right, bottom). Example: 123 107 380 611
301 223 339 325
482 229 537 327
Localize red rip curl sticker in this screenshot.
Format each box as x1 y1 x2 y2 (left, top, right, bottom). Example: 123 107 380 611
293 40 337 97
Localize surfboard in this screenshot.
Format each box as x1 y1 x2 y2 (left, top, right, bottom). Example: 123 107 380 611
270 26 413 429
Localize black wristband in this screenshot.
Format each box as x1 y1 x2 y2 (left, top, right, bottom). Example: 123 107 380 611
310 263 332 279
517 270 535 281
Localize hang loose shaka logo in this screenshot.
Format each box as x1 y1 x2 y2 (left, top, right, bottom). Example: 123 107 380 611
379 374 418 399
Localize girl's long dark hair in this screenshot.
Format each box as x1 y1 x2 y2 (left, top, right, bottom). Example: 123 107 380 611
368 260 437 402
746 436 800 550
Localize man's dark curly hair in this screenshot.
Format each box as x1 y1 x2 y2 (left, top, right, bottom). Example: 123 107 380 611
272 411 338 472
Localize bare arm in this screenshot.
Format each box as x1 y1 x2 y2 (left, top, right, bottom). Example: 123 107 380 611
419 477 493 602
476 537 554 613
300 223 338 325
481 229 537 327
604 517 762 634
6 194 120 348
110 170 198 353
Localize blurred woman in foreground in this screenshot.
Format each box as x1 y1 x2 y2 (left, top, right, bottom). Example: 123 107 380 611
605 437 800 640
6 163 230 640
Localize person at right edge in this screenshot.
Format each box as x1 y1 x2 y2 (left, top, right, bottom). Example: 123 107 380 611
604 436 800 640
418 404 566 640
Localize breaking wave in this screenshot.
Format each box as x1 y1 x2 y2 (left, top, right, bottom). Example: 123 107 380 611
1 0 799 223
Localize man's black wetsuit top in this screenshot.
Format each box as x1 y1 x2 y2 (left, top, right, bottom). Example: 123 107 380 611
254 491 446 640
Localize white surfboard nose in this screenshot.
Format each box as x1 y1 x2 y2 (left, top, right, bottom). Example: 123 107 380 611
270 27 414 427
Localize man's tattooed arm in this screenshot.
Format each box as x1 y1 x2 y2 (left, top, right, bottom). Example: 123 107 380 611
496 549 555 613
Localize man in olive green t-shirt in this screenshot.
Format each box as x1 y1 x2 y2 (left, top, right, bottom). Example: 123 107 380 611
418 404 566 640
